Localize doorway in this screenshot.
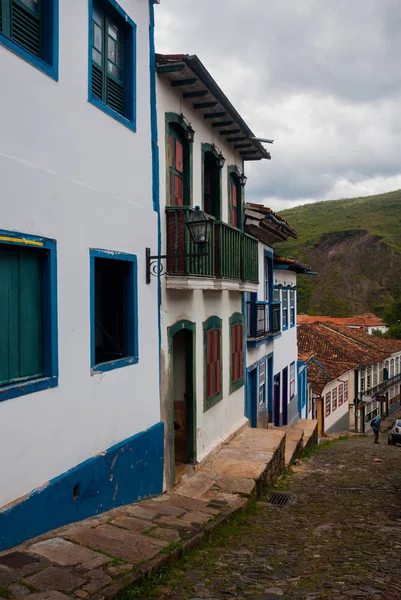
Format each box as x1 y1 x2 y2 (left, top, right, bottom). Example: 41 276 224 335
246 366 258 427
169 321 196 485
282 367 289 425
274 373 281 426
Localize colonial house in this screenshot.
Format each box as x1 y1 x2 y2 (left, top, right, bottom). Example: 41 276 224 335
298 313 388 335
243 204 315 428
155 53 273 486
298 322 401 434
0 0 162 550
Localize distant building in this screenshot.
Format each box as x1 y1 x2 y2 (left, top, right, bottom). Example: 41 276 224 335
298 313 388 335
298 322 401 434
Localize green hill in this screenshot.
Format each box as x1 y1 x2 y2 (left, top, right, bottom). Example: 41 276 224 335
277 189 401 320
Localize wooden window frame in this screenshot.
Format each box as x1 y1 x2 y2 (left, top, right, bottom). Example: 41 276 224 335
338 383 343 406
344 381 348 402
90 248 138 374
228 166 242 229
204 316 222 410
290 361 295 399
282 289 289 330
289 289 295 327
325 391 331 416
230 312 244 394
0 0 58 79
89 0 136 131
0 229 58 402
332 387 338 411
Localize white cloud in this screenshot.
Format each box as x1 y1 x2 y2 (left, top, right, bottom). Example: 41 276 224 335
155 0 401 207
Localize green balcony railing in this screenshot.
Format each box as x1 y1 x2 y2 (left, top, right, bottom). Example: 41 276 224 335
166 207 258 283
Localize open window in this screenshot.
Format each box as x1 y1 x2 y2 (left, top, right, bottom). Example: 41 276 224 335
203 151 221 219
91 250 138 372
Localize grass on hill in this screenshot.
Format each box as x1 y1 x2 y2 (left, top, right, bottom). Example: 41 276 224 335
278 189 401 254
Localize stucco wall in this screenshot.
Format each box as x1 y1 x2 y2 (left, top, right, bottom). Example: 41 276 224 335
322 370 354 433
0 0 160 509
274 270 299 425
157 76 250 480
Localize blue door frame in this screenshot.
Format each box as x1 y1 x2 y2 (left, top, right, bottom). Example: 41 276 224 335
246 365 258 427
274 373 281 426
282 367 289 425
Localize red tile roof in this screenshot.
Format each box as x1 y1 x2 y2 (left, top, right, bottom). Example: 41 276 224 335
298 322 401 395
307 359 356 395
298 313 387 327
246 203 297 237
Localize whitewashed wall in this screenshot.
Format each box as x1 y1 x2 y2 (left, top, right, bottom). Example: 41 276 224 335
157 76 248 474
322 370 354 433
0 0 159 508
274 270 299 424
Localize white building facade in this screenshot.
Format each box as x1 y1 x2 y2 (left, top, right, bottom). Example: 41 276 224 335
244 207 314 429
155 54 272 487
0 0 163 551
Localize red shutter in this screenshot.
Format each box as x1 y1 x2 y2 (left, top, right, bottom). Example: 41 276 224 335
175 139 184 172
206 330 213 398
174 175 184 206
215 330 221 394
168 135 173 168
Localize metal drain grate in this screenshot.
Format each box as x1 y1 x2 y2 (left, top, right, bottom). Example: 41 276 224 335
267 492 294 506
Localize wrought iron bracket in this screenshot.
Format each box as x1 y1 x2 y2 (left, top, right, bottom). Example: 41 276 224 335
145 247 207 284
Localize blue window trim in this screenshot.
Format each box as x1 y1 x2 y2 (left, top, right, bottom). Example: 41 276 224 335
90 248 139 374
289 287 296 328
282 287 289 331
0 0 59 80
0 229 58 403
88 0 137 132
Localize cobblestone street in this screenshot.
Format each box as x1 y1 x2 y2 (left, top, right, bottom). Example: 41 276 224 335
136 434 401 600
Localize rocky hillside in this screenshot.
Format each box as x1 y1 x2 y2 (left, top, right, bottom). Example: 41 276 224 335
277 190 401 318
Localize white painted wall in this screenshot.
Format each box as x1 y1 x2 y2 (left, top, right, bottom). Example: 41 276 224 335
0 0 159 508
273 270 299 424
322 370 354 433
157 75 249 468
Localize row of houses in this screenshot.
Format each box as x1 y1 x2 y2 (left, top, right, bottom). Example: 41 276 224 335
298 322 401 435
0 0 315 551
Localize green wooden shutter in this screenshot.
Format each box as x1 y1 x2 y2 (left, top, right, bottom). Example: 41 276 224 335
0 0 3 32
11 0 41 58
0 246 44 386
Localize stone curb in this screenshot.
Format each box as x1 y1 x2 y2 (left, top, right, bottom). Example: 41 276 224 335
91 498 249 600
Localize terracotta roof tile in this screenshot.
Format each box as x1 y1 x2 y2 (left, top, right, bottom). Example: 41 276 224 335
297 313 387 327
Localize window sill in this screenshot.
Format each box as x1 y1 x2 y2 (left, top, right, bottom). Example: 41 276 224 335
88 95 137 132
204 391 223 412
92 356 139 374
230 378 244 394
0 376 58 403
0 34 58 80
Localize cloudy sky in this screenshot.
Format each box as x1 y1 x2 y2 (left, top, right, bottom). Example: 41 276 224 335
155 0 401 210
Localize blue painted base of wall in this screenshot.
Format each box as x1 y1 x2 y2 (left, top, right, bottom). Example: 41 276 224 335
0 422 164 552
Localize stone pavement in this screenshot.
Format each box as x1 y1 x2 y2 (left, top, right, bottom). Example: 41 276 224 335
0 421 317 600
147 432 401 600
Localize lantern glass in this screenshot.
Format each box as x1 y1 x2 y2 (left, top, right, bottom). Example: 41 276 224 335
239 172 247 186
186 206 210 246
185 124 195 143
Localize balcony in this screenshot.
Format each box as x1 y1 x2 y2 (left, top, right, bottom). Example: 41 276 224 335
358 372 401 401
247 301 281 344
165 206 258 291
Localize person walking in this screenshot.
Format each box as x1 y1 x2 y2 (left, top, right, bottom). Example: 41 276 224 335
371 415 382 444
